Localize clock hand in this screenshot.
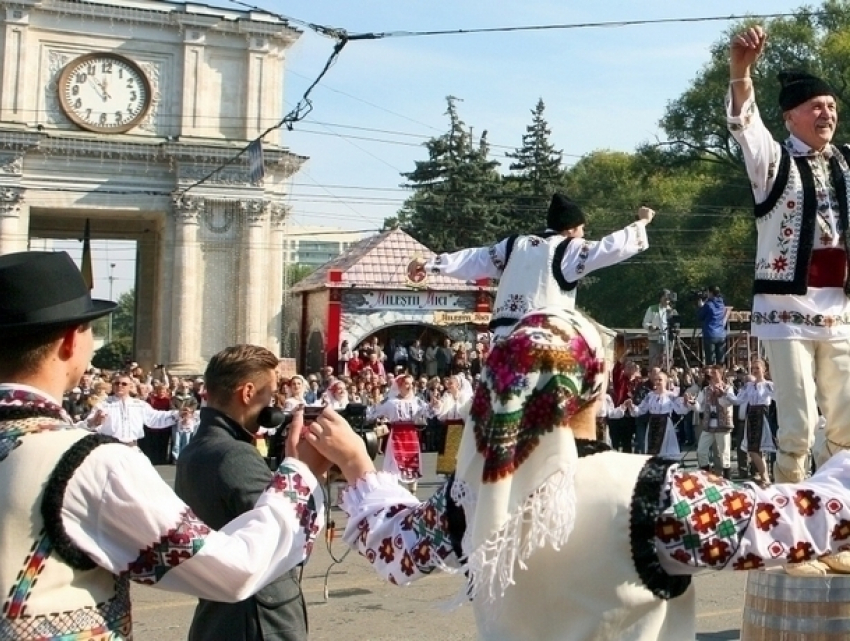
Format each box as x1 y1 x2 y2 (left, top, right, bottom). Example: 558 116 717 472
87 77 104 100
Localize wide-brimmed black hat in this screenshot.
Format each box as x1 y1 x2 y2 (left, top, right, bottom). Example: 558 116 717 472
547 193 586 231
778 70 836 111
0 251 116 336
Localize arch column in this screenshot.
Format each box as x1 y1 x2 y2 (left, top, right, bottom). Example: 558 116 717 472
266 203 288 353
168 195 204 373
241 199 268 346
0 186 25 255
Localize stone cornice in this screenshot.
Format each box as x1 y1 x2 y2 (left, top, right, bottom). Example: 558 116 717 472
0 129 307 184
8 0 301 44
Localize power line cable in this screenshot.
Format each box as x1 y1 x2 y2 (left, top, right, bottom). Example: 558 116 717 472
344 12 817 39
177 17 351 196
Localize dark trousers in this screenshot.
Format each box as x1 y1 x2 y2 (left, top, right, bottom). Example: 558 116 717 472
609 416 635 453
634 415 650 454
703 336 726 366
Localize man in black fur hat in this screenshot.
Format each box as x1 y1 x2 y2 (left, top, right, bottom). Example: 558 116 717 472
728 26 850 574
413 193 654 338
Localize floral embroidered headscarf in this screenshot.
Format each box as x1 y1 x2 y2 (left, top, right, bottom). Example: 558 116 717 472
453 308 607 613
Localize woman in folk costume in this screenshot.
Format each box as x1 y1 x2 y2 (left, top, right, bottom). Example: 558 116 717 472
626 371 694 457
306 307 850 640
595 388 620 446
733 359 776 484
368 373 435 491
283 375 309 411
433 374 474 476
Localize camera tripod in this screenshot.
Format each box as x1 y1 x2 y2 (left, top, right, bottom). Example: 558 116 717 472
663 331 704 371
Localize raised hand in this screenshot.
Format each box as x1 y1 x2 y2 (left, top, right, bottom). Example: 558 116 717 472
306 407 375 483
636 206 655 224
730 25 767 73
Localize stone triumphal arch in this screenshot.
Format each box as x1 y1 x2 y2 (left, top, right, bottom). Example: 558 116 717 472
0 0 305 373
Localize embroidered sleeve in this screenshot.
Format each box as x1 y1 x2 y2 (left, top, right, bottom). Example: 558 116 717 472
657 451 850 574
424 240 506 280
725 88 782 203
340 472 462 585
559 222 648 283
59 443 323 602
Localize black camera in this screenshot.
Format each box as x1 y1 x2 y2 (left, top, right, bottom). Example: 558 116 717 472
689 289 709 302
667 309 682 339
261 404 380 469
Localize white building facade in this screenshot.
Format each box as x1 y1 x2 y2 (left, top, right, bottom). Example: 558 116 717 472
0 0 305 373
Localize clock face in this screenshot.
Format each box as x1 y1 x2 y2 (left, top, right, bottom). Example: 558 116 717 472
57 53 152 134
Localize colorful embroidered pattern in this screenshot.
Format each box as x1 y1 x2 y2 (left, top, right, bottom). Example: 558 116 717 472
3 531 53 619
574 241 591 275
0 389 72 461
267 463 320 554
751 310 850 327
360 484 455 582
470 312 605 482
657 471 757 569
126 508 210 584
0 577 132 640
493 293 529 320
488 243 506 271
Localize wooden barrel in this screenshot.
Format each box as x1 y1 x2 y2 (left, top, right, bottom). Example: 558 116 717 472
741 569 850 640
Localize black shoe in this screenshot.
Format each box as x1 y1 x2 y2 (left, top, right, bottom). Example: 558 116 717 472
722 468 731 480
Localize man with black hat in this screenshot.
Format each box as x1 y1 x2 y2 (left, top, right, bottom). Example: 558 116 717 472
413 193 654 338
0 251 329 639
728 26 850 573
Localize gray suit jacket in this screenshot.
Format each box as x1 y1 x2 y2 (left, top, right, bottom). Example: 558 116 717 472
175 407 308 641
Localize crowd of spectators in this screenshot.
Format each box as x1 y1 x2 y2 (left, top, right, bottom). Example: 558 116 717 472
69 335 780 478
604 352 778 479
62 335 489 464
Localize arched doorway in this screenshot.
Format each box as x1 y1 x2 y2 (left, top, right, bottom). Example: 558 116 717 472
355 323 448 354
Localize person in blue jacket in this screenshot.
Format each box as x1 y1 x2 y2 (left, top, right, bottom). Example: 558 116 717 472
697 286 728 365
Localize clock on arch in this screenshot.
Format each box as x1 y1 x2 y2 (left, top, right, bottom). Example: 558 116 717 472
57 52 153 134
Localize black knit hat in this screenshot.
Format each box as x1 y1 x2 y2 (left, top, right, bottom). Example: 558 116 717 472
778 71 836 111
547 193 586 231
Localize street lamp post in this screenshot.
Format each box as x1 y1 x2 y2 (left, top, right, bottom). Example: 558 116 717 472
107 263 116 344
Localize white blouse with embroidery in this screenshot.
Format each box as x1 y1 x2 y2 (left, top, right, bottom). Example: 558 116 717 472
734 380 775 407
339 451 850 587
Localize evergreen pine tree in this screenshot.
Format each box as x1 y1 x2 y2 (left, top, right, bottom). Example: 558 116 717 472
505 98 565 233
389 96 507 252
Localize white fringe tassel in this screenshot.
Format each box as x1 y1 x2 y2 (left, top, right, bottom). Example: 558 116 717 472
447 466 577 624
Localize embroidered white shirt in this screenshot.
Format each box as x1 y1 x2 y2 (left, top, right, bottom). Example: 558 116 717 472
727 88 850 341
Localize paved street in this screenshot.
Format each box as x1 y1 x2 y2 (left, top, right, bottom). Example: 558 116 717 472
135 453 748 640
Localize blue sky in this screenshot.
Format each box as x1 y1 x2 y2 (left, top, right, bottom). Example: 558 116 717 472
65 1 807 300
276 1 805 232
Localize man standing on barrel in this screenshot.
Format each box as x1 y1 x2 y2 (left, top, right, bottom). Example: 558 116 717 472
728 25 850 574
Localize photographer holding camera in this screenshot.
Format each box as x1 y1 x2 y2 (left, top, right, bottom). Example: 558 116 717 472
642 290 673 367
175 345 333 641
696 286 727 366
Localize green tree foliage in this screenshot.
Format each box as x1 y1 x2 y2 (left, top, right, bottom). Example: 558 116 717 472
91 336 134 371
92 289 135 342
285 264 316 289
504 99 566 233
388 3 850 329
390 96 508 252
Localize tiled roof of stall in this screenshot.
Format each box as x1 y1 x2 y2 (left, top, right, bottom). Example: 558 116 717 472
289 228 493 293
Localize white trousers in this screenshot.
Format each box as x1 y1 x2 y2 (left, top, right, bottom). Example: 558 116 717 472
697 430 731 470
763 338 850 482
